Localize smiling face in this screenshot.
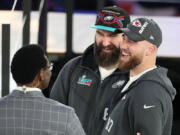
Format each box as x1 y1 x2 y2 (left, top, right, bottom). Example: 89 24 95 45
94 29 123 68
118 34 150 71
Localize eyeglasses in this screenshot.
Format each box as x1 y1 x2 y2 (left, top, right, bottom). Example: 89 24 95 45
43 63 53 71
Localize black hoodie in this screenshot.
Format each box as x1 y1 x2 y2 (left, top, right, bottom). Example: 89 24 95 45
101 67 176 135
50 44 129 134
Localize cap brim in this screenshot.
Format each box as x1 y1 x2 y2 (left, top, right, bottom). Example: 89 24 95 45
91 25 116 32
116 28 144 42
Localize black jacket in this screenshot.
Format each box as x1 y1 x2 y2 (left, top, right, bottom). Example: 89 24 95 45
50 44 129 134
101 67 176 135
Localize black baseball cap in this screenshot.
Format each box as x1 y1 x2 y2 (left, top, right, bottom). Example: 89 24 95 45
117 18 162 47
91 6 130 32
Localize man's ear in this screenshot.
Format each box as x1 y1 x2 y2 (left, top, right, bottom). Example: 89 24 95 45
39 69 45 81
146 44 157 56
32 71 42 88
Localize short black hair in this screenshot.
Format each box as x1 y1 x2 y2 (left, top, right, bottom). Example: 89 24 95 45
11 44 47 84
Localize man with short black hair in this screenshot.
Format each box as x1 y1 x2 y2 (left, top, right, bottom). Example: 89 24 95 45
101 18 176 135
50 6 130 135
0 45 85 135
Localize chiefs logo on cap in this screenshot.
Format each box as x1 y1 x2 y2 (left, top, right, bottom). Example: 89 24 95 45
132 20 142 27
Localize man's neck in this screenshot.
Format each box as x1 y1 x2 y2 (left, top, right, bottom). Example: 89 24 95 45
18 81 40 89
130 63 156 77
16 86 41 92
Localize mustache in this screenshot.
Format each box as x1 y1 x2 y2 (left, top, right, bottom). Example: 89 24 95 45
94 41 121 67
99 44 118 50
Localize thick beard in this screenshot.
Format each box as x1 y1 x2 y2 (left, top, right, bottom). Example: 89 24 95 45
118 51 142 71
94 41 120 67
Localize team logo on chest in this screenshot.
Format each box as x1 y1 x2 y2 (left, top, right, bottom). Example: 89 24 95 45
77 75 92 86
112 80 125 88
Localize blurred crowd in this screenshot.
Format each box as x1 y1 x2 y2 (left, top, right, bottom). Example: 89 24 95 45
1 0 180 16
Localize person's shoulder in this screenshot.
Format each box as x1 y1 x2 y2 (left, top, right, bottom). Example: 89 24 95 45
129 80 168 105
132 68 169 94
43 98 75 113
62 56 82 69
56 56 82 76
133 80 164 95
0 95 10 104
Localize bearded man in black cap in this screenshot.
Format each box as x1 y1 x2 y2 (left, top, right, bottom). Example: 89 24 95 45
101 18 176 135
50 6 130 135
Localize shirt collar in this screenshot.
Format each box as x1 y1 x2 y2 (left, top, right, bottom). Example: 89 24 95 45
130 66 157 81
16 86 41 92
121 67 157 93
99 66 116 80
